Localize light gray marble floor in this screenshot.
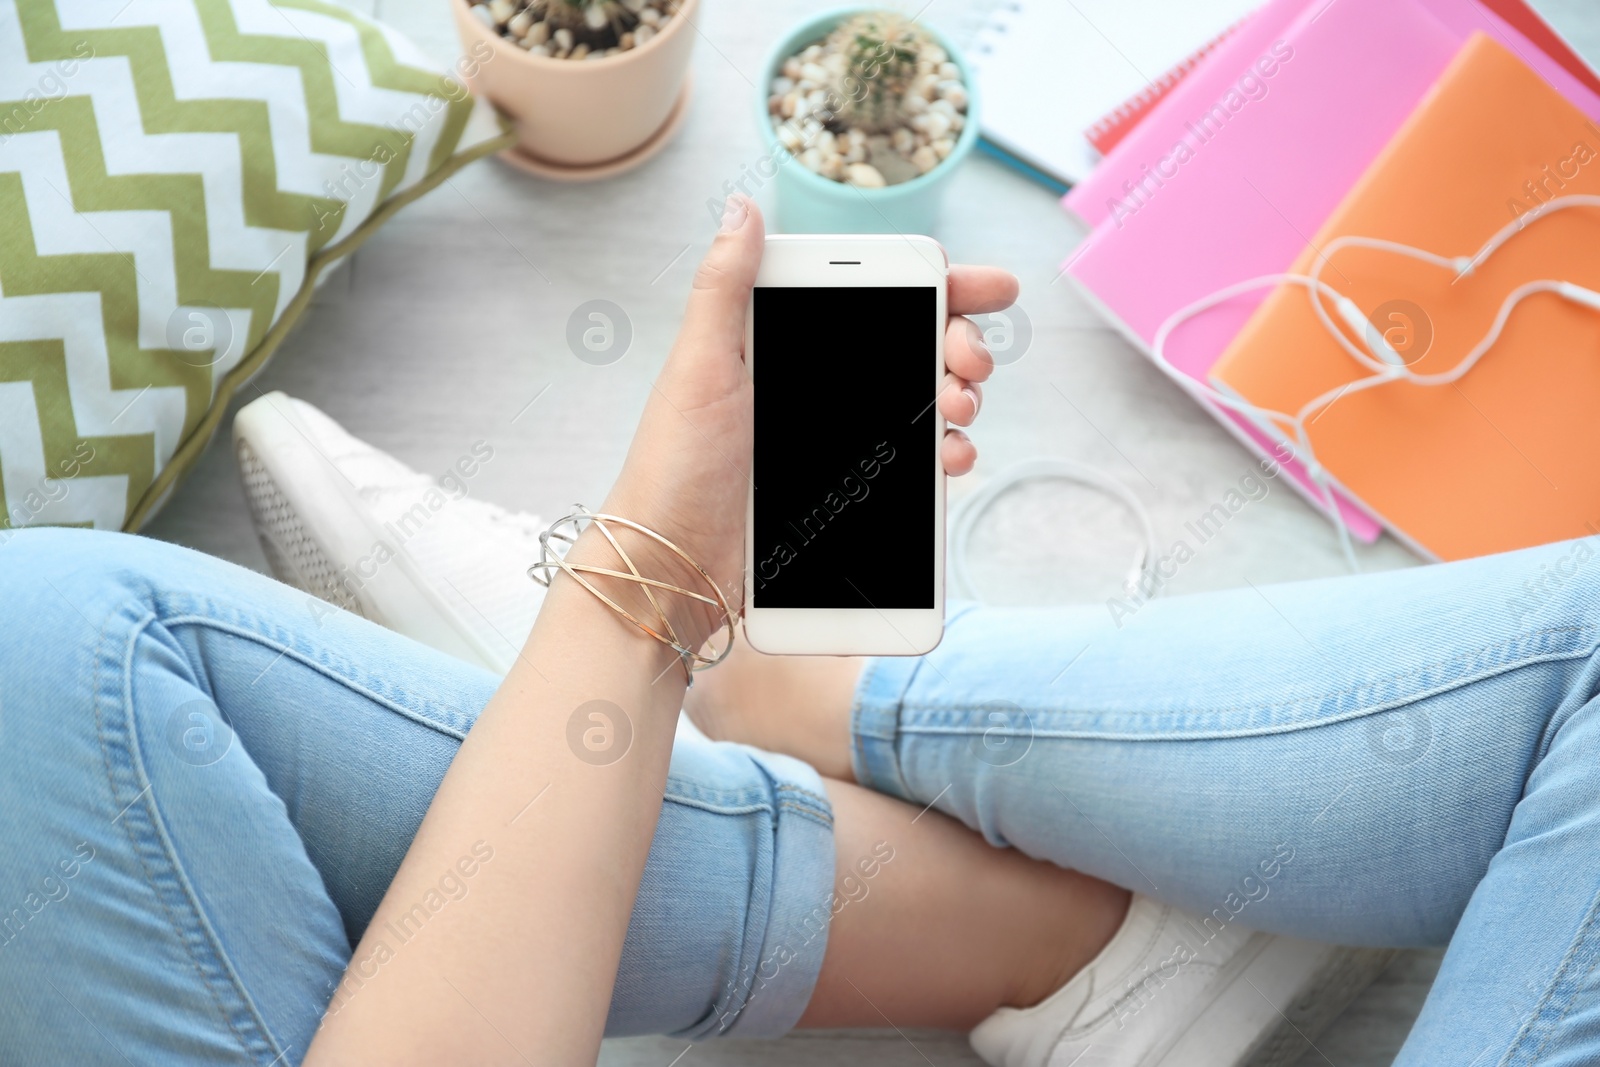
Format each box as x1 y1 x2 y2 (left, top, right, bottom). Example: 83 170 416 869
143 0 1599 1063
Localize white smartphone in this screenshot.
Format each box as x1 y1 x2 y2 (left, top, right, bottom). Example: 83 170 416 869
743 234 948 656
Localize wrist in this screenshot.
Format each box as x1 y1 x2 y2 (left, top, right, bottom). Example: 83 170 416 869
561 507 733 659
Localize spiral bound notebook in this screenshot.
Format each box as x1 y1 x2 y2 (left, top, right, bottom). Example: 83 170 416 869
966 0 1258 189
1085 22 1245 156
1066 0 1600 228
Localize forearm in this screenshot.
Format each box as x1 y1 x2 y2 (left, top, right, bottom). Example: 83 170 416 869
304 520 695 1066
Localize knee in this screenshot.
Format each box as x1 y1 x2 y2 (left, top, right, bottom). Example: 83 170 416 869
1500 534 1600 628
0 528 266 635
3 527 175 604
611 731 836 1039
0 530 200 738
0 529 146 640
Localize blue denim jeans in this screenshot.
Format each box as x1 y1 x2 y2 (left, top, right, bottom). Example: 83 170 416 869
3 527 1600 1065
0 529 834 1064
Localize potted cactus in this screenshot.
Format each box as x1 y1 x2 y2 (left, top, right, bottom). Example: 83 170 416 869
467 0 678 59
452 0 697 176
756 7 979 233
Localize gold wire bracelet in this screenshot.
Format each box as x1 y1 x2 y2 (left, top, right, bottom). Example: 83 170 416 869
528 506 736 685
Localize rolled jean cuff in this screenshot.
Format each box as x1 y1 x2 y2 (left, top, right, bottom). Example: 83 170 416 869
850 601 981 803
717 748 836 1038
851 656 922 803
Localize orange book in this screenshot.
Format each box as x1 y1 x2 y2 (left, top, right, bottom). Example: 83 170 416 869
1210 32 1600 561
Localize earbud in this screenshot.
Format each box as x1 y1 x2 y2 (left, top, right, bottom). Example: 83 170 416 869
1335 295 1406 368
1558 281 1600 312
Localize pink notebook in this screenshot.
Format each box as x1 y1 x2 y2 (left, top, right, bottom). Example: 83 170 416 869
1066 0 1312 228
1067 0 1600 228
1060 0 1600 539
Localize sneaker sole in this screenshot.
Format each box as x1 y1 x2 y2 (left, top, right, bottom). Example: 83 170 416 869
233 393 506 672
236 435 365 618
1150 937 1398 1067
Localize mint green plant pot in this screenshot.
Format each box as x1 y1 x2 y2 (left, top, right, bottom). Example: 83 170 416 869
756 7 981 235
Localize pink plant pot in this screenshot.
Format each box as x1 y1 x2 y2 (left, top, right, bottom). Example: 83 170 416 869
450 0 698 167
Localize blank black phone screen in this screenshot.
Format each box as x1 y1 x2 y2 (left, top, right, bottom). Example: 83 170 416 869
751 285 936 609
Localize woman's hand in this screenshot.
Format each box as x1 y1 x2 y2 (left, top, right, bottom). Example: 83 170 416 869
306 196 1022 1067
602 193 1019 646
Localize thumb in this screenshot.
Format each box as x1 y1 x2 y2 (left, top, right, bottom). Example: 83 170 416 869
676 193 765 362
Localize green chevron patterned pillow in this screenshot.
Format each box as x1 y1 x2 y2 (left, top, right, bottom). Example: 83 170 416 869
0 0 510 533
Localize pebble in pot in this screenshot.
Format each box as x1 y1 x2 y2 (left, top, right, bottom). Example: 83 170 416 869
766 11 967 188
468 0 678 59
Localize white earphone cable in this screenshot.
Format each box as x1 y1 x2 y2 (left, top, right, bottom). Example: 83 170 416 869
949 459 1161 602
1149 193 1600 571
953 195 1600 601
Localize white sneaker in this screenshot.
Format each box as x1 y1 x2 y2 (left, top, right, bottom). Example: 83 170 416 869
232 392 546 674
969 894 1395 1067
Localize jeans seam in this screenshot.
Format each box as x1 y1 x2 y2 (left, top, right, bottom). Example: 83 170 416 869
96 605 282 1066
775 799 835 832
662 793 773 817
894 627 1599 742
774 782 833 817
697 775 835 1040
1501 881 1600 1066
161 614 470 742
850 602 984 799
852 657 892 738
658 792 833 833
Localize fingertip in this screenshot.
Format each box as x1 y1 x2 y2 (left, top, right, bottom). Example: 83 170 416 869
942 429 977 476
695 194 765 289
719 193 765 241
949 265 1020 315
937 376 980 426
947 317 996 383
680 196 766 358
998 270 1020 306
717 192 750 234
